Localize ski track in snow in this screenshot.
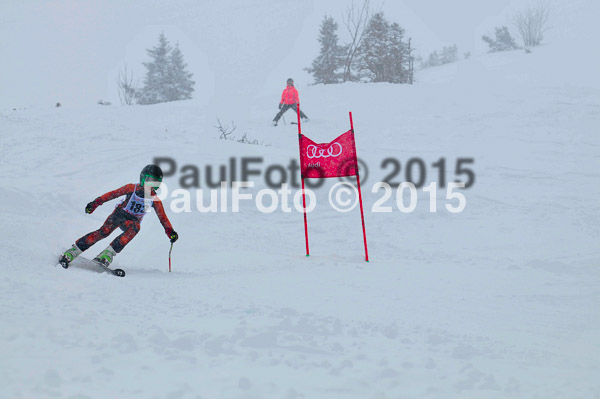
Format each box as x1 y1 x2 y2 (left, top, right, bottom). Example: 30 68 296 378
1 48 600 399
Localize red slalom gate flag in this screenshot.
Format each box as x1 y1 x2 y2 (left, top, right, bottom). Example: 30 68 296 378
299 130 358 179
295 106 369 262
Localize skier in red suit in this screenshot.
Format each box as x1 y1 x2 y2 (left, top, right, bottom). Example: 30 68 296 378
59 164 178 268
272 78 309 126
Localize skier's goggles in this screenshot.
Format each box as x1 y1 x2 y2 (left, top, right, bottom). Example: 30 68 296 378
142 174 162 186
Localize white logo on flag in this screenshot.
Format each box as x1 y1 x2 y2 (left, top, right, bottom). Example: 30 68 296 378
306 143 343 159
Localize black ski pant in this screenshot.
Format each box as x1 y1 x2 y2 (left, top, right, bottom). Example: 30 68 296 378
273 104 308 123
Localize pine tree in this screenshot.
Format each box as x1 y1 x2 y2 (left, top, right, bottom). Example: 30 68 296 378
138 33 171 105
306 16 345 84
357 12 411 83
387 23 409 83
358 12 391 82
137 33 195 104
166 43 195 101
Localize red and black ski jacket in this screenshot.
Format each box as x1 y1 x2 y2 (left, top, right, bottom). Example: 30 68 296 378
96 183 173 234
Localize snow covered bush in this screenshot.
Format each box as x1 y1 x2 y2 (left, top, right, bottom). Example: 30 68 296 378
420 45 459 69
482 26 520 52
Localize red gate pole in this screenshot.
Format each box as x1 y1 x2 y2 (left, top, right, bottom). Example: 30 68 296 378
301 178 310 256
297 103 310 256
349 112 369 262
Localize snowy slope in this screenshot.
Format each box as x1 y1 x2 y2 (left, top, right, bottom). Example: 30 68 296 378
2 46 599 398
2 0 600 398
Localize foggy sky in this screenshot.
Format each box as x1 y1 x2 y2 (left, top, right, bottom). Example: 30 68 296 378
0 0 597 109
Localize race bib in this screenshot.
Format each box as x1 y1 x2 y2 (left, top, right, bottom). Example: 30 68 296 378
122 186 153 218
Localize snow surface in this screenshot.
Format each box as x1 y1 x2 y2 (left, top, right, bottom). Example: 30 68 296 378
2 1 600 398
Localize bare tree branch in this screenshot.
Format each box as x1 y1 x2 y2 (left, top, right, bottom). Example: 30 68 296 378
214 118 237 140
341 0 377 82
116 64 138 105
214 118 269 146
513 3 550 48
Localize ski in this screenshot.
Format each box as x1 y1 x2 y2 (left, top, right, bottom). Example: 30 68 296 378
93 260 126 277
58 256 125 277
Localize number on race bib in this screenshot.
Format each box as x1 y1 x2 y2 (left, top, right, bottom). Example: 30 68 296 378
128 201 145 215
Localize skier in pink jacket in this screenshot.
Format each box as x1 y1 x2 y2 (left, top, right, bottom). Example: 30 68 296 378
272 78 309 126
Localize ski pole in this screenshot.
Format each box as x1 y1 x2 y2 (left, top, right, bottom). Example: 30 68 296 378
282 114 286 126
168 242 173 272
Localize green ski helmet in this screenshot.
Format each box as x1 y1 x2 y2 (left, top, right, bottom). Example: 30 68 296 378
140 164 163 189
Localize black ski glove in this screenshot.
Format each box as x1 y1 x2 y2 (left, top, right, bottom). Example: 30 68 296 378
85 198 103 214
166 229 178 243
278 103 283 110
